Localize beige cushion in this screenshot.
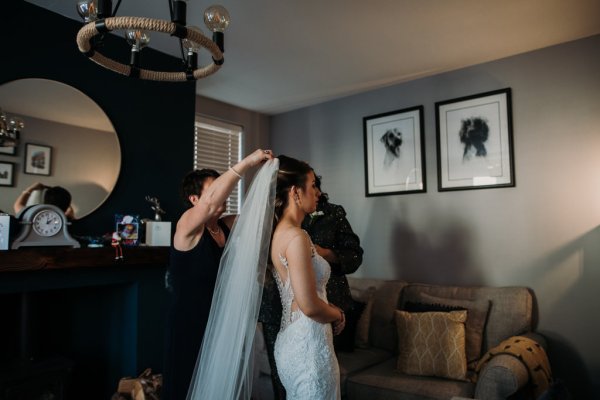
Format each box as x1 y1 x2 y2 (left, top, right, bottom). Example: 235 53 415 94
395 310 468 381
417 292 490 368
353 286 376 348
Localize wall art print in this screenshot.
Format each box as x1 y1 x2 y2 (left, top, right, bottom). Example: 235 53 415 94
436 88 514 191
363 105 426 196
24 143 52 176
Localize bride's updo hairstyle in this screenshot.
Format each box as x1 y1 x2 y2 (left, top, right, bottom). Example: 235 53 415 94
274 155 312 224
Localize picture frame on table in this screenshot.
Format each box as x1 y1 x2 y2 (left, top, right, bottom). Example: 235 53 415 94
435 88 514 191
0 161 15 187
24 143 52 176
115 214 140 246
363 105 426 196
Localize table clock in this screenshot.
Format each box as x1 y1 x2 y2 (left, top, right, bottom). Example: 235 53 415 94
11 204 80 249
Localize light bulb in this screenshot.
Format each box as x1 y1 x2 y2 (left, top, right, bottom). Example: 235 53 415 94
204 5 230 32
8 117 24 131
76 0 97 23
125 29 150 50
182 26 203 53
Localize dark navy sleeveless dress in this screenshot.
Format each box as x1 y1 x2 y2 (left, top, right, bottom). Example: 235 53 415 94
162 219 230 400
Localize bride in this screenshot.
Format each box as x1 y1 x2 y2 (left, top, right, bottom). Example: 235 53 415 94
270 155 345 399
187 155 344 400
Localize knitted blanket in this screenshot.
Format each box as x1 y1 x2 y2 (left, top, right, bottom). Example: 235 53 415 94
476 336 552 399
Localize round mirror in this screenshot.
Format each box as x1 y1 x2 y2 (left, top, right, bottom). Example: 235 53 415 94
0 79 120 219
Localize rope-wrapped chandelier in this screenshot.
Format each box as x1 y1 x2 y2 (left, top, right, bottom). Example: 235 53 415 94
75 0 230 82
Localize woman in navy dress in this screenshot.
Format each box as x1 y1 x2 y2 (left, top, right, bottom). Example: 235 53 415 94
163 149 273 400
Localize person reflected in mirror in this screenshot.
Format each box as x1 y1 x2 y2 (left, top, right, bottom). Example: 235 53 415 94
259 170 364 399
162 149 273 400
13 182 75 219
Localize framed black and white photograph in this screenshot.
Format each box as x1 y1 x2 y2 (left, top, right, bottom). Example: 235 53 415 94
24 143 52 176
436 88 514 191
0 145 17 156
0 161 15 187
363 105 426 196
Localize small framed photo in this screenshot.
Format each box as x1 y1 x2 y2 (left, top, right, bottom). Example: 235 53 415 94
0 161 15 187
0 146 17 156
363 105 426 196
436 88 514 191
115 214 140 246
24 143 52 176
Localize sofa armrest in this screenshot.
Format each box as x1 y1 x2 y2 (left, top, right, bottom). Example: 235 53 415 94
475 353 529 400
520 331 547 350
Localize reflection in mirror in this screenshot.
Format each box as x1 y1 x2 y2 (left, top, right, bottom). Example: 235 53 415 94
0 79 120 219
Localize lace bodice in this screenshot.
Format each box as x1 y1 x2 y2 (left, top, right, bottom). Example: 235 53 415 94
272 238 331 332
272 233 340 399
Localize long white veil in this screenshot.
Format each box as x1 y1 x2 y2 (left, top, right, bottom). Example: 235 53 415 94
187 159 279 400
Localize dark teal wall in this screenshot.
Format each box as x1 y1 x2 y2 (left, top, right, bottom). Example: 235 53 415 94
1 1 196 236
0 2 193 398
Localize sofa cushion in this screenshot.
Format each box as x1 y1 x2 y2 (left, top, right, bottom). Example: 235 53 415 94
353 286 376 348
395 310 468 381
400 283 532 354
415 292 490 369
349 278 408 352
337 347 394 396
346 359 475 400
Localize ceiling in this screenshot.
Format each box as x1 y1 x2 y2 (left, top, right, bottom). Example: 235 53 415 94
24 0 600 115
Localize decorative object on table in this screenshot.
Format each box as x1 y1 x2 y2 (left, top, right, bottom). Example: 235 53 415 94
24 143 52 176
11 204 80 249
79 235 105 248
363 105 426 196
75 0 229 82
142 196 171 246
0 161 15 186
0 107 23 147
111 231 124 260
144 195 165 221
112 368 162 400
0 213 10 250
115 214 140 246
144 220 171 247
436 88 515 191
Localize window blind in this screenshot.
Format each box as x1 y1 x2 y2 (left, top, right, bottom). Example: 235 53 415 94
194 116 242 214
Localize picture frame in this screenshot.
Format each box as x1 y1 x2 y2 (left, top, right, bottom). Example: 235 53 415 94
115 214 140 246
0 145 17 156
24 143 52 176
435 88 514 191
363 105 426 196
0 161 15 187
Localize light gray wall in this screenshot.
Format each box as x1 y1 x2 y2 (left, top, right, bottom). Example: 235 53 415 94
271 35 600 397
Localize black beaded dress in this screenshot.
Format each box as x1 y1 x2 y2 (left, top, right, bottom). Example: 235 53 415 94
162 219 230 400
259 201 363 399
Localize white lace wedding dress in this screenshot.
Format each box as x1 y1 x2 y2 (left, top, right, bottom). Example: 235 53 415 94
273 237 341 400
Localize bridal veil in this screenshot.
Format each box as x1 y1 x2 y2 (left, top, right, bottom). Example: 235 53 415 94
187 159 279 400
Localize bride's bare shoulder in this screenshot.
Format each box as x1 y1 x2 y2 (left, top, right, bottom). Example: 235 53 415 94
272 226 308 253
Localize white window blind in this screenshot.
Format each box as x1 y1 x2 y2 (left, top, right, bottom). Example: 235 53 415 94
194 116 242 214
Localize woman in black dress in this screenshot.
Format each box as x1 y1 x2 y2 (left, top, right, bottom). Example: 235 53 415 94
163 149 273 400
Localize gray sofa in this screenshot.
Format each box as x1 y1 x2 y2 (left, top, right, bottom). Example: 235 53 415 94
251 277 546 400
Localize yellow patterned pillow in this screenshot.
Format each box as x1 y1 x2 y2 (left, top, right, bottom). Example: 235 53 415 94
395 310 468 381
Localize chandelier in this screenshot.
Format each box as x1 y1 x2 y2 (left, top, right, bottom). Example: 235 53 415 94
0 108 24 147
75 0 230 82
